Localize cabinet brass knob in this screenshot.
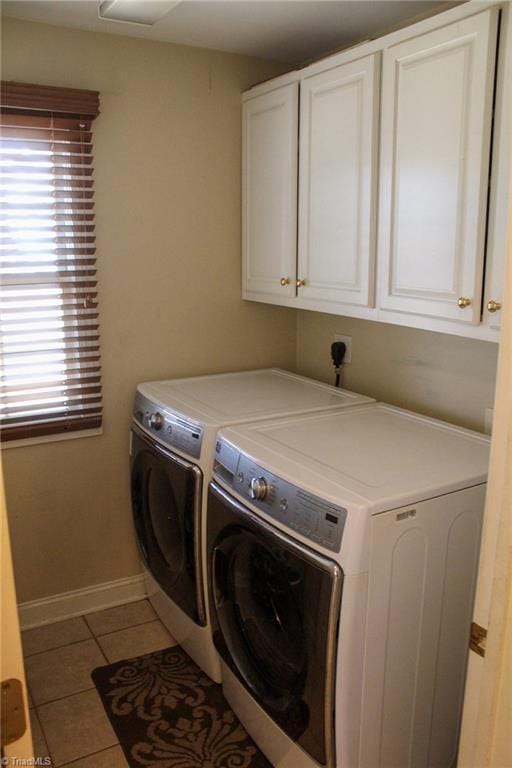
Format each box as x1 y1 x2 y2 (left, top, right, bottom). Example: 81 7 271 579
487 300 502 313
296 278 306 288
280 277 290 286
457 297 472 309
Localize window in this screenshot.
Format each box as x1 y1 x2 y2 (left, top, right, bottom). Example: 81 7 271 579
0 82 102 443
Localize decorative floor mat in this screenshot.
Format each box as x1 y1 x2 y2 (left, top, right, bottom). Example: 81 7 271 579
92 645 272 768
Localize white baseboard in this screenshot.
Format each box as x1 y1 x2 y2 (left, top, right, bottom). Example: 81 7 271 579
18 573 147 630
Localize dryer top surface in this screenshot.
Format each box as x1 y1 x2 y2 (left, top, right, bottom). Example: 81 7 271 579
218 403 490 513
137 369 373 427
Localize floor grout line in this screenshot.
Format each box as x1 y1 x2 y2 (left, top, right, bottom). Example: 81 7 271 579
23 614 163 660
26 677 35 709
34 687 120 765
32 700 54 765
22 600 157 661
81 613 93 633
58 743 122 767
92 616 158 638
24 600 162 767
80 613 111 665
91 632 110 665
23 634 94 660
35 684 97 709
81 599 154 631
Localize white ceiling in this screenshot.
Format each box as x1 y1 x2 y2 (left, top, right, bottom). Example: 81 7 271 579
1 0 450 63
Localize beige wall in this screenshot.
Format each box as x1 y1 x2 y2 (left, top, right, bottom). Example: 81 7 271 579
296 311 498 432
0 17 295 603
0 17 500 606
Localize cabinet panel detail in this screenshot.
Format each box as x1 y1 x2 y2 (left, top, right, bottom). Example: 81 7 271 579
378 10 498 323
242 84 298 298
298 55 379 307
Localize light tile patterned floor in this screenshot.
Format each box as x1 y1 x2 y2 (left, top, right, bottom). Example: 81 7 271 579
23 599 176 767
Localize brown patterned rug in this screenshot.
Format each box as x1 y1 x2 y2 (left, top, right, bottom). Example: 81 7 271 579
91 645 272 768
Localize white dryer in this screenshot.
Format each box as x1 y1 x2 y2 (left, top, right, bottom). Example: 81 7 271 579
129 369 373 682
208 403 490 768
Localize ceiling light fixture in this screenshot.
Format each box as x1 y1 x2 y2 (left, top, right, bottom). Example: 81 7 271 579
98 0 182 27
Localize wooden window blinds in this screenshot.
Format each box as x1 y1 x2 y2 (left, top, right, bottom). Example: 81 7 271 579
0 82 102 442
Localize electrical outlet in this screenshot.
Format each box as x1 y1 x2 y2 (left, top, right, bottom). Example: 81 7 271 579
484 408 494 435
334 334 352 364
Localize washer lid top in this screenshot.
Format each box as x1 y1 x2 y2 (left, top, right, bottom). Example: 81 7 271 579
137 369 373 426
218 403 490 514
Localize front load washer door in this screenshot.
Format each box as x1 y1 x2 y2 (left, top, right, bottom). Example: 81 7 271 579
208 481 343 767
130 425 205 625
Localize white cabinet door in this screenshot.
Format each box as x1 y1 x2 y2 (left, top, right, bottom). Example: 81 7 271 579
242 84 298 299
378 11 498 324
483 4 512 333
298 55 379 308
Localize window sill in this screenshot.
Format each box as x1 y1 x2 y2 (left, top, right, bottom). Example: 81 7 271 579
1 427 103 450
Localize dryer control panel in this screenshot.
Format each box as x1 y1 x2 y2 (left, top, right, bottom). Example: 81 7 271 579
214 438 346 552
133 392 203 458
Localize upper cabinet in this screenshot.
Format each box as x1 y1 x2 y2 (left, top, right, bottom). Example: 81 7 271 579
241 4 510 342
377 11 498 325
298 54 379 309
242 83 298 299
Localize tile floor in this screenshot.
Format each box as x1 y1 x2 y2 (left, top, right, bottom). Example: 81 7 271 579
23 599 176 767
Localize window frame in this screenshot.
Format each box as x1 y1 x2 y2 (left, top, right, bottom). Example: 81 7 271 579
0 81 102 447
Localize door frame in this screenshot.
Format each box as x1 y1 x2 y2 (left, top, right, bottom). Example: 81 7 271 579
457 111 512 768
1 468 33 761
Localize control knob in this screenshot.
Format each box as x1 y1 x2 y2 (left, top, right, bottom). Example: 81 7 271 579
249 477 268 501
149 412 163 430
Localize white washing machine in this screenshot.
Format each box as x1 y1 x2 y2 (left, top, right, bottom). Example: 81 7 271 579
129 369 373 682
208 403 490 768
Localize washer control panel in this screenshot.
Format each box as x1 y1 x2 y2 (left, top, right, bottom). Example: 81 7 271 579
134 392 203 458
214 438 346 552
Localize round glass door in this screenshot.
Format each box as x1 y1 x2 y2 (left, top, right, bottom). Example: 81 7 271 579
214 530 308 717
233 539 306 691
208 481 343 766
130 428 204 624
130 460 149 564
146 462 184 580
